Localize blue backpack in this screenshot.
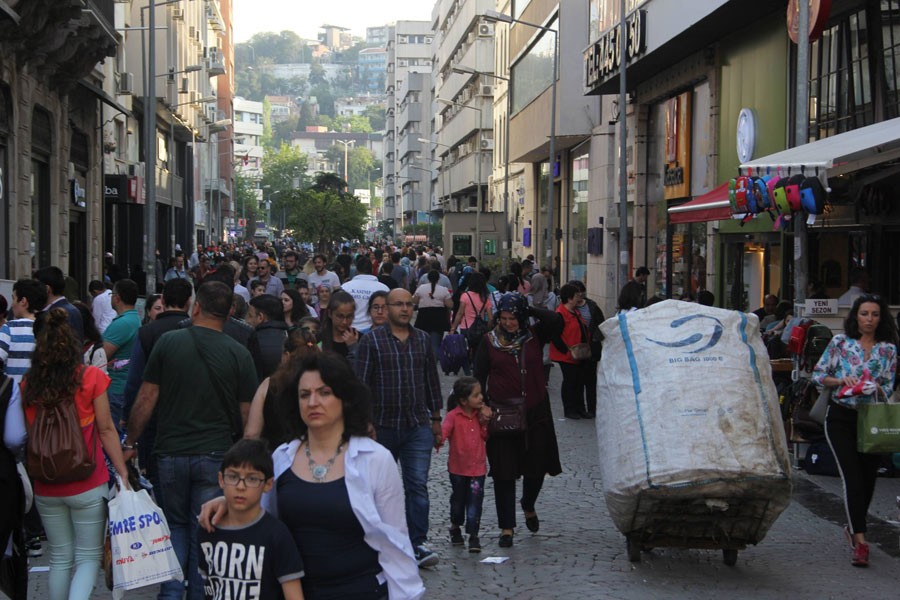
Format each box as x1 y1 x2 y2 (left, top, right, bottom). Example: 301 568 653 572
439 333 469 374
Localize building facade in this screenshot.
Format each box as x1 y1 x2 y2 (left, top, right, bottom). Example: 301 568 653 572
383 21 434 234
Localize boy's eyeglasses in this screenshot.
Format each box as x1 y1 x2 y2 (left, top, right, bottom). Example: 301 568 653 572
222 473 266 488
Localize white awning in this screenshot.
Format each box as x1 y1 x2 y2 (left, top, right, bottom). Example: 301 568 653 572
740 117 900 177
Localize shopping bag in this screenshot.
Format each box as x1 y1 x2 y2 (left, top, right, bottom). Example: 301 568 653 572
108 479 182 599
857 396 900 454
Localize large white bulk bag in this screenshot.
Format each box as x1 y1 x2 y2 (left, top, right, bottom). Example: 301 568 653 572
596 300 791 540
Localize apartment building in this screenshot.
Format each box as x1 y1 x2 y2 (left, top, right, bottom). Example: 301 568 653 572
383 21 434 233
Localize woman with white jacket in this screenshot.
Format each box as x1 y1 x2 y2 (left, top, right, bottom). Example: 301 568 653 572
201 351 424 600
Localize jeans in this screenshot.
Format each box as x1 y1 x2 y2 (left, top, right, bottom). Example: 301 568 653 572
375 426 434 546
35 484 108 600
429 331 444 365
156 453 224 600
449 474 485 536
108 391 125 433
494 476 545 530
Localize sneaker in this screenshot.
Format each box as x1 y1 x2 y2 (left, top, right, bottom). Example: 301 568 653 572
449 527 464 546
25 538 42 558
468 535 481 553
414 544 439 568
851 542 869 567
498 533 513 548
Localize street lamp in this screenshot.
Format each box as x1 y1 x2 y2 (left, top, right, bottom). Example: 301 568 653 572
482 9 558 266
333 139 355 190
436 98 485 260
452 65 512 272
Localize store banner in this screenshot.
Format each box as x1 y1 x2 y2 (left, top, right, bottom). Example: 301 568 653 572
104 174 128 203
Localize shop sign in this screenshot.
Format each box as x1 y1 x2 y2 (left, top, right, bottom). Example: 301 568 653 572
805 298 838 316
664 92 692 201
104 174 128 203
787 0 831 44
585 10 647 89
70 179 86 208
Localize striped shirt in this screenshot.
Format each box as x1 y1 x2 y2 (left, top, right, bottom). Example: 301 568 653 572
0 318 36 384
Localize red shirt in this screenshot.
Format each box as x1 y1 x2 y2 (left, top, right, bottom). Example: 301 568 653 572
549 305 586 364
441 406 488 477
23 366 111 497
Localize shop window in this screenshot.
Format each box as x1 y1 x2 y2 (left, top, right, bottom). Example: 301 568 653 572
569 144 589 282
510 18 557 115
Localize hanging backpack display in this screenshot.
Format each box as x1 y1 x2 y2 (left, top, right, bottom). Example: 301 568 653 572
800 176 828 215
26 392 96 484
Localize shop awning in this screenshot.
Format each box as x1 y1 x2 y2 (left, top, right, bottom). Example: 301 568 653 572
667 182 731 224
740 117 900 176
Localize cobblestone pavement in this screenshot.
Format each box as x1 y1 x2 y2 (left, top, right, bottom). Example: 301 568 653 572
16 367 900 599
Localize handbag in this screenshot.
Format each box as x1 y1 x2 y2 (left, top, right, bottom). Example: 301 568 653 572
108 477 183 598
856 389 900 453
488 346 528 436
568 309 591 361
26 370 98 484
809 387 831 425
189 328 243 442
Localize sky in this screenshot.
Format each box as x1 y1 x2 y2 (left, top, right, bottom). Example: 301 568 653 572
233 0 434 43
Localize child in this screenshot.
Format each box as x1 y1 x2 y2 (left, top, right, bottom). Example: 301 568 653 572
198 439 305 600
440 377 492 553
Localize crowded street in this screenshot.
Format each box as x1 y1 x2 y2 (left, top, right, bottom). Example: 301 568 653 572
17 366 900 599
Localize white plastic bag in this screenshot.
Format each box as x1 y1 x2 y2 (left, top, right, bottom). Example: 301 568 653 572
108 480 183 598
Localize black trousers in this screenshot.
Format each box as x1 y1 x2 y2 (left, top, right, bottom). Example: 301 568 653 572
825 401 881 535
583 359 598 415
558 362 586 414
494 476 544 530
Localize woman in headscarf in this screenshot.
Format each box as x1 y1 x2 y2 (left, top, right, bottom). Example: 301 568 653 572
527 273 557 311
473 293 562 549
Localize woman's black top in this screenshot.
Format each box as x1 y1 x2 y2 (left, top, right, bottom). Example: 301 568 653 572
276 470 384 600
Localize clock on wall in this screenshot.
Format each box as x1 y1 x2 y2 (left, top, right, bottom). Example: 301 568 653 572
736 108 757 164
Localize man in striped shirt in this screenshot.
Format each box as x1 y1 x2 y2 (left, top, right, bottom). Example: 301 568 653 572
0 279 47 384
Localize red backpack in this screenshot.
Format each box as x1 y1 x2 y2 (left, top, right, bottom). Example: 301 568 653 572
787 319 813 356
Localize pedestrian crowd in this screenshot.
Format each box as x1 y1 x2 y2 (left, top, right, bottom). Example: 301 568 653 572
1 239 894 600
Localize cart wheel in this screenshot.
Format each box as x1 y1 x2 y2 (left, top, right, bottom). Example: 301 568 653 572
626 536 642 563
722 549 738 566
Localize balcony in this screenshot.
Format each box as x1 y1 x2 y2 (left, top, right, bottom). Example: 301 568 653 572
445 152 490 195
155 170 185 208
397 134 422 161
398 102 423 127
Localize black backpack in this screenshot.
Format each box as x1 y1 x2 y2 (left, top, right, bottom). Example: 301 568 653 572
803 323 833 369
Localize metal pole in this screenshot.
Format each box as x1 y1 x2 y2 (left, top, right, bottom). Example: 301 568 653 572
794 0 810 304
145 0 157 293
504 74 511 273
617 0 629 294
475 107 482 260
546 30 558 269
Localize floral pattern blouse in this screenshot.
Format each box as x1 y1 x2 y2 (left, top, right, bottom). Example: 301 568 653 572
812 334 897 408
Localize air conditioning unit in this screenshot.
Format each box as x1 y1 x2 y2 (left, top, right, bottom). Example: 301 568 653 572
171 7 184 20
480 139 494 150
479 84 493 96
398 59 408 67
189 91 200 106
116 72 133 95
478 23 494 37
207 48 225 76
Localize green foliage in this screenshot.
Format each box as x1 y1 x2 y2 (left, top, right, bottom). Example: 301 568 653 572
272 115 300 148
347 146 375 191
261 144 309 224
234 173 260 240
287 188 368 252
261 98 273 149
331 114 373 133
363 105 386 131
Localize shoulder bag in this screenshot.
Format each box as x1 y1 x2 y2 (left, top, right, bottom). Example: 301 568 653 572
488 346 528 436
189 328 243 442
568 310 591 361
463 292 491 348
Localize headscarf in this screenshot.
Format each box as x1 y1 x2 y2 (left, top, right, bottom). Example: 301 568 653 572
529 273 549 308
488 293 531 355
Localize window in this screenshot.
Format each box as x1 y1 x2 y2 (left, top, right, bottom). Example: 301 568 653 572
510 17 557 114
808 9 874 140
590 0 650 44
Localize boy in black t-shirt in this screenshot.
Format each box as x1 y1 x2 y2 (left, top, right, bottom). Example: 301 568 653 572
198 439 304 600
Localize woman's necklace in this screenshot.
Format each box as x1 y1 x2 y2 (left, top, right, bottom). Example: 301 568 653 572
304 439 344 483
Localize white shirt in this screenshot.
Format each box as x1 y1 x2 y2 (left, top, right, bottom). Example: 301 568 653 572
341 274 389 331
91 289 117 334
837 285 865 307
414 283 451 309
308 270 342 295
266 438 425 600
233 284 251 302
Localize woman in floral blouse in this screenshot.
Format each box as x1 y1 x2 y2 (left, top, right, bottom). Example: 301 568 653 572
812 293 898 567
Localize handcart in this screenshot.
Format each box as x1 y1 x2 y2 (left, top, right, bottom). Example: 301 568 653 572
622 492 774 566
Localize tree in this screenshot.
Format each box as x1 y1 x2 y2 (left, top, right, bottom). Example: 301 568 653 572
363 105 386 131
261 98 273 149
261 144 309 227
347 146 375 192
309 60 328 87
287 188 368 252
331 114 373 133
